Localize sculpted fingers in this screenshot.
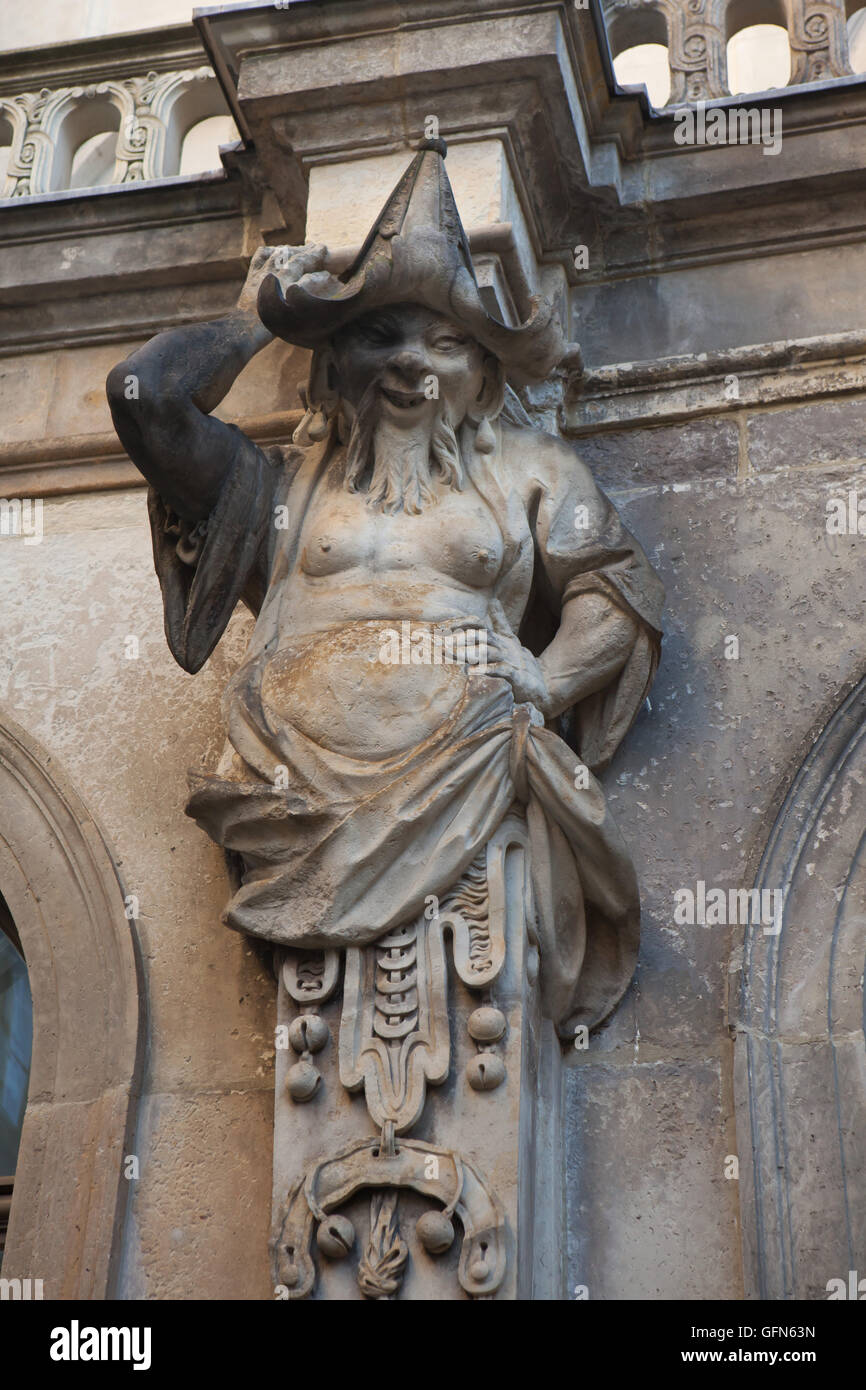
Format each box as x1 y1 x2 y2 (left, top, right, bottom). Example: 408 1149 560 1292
248 246 272 273
484 640 551 708
238 244 330 315
271 243 329 289
293 243 329 274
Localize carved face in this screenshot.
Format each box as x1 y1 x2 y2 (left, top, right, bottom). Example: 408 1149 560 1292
330 303 491 430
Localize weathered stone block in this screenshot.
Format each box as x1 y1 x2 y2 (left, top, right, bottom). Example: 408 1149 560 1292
121 1088 274 1300
565 1061 740 1300
747 398 866 472
577 416 739 488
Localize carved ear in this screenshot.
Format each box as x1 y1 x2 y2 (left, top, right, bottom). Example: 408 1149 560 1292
307 346 340 417
473 354 506 421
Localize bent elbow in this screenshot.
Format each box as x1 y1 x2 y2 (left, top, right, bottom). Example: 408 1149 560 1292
106 358 161 418
106 360 136 412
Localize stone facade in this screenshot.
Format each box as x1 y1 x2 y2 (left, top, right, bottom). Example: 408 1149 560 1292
1 0 865 1301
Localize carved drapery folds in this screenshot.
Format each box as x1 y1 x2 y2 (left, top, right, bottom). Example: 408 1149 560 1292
603 0 855 107
0 66 230 198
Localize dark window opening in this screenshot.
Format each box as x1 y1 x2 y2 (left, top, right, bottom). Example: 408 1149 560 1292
0 893 32 1270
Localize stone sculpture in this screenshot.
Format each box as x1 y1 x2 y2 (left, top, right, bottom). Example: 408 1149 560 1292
107 139 664 1299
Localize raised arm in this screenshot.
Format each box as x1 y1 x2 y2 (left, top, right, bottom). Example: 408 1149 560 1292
106 244 326 521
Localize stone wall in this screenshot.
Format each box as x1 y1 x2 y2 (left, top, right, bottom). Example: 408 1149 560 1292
0 1 195 51
2 0 865 1300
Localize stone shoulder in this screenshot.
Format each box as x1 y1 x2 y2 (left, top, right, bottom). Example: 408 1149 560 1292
497 419 602 502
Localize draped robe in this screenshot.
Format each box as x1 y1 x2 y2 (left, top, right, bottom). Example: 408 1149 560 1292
148 418 664 1039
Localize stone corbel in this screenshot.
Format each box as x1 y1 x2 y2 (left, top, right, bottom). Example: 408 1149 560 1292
663 0 729 105
0 90 55 197
786 0 853 85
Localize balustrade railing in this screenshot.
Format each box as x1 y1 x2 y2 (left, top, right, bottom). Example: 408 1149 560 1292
603 0 862 105
0 64 236 198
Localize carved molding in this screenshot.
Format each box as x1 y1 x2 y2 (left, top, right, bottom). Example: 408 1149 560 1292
0 714 144 1298
732 674 866 1299
0 411 304 500
562 329 866 434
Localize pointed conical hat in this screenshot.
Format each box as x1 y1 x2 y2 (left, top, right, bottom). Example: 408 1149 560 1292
257 139 565 385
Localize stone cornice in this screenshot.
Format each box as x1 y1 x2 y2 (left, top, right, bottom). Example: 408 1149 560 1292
0 23 206 94
0 174 251 357
196 0 866 270
4 325 864 499
563 330 866 433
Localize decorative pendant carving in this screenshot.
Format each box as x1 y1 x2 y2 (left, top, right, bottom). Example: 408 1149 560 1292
272 1136 506 1301
340 916 450 1134
271 816 534 1298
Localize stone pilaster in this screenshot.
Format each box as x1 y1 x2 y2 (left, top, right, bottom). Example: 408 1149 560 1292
271 817 565 1300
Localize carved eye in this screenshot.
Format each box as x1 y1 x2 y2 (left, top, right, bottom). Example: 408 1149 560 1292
432 335 466 351
360 320 396 346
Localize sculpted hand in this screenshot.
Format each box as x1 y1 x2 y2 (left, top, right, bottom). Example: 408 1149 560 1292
236 243 329 319
483 629 551 713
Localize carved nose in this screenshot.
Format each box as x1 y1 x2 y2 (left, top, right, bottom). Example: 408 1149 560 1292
387 350 427 385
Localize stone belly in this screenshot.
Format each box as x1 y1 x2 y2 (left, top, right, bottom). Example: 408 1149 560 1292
258 621 469 759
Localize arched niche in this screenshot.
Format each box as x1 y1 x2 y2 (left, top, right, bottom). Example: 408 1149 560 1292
50 93 122 192
725 0 788 42
849 6 866 73
0 715 144 1298
156 76 235 178
179 113 240 177
69 130 121 191
605 3 672 108
727 24 792 94
733 676 866 1299
612 44 672 107
606 4 668 56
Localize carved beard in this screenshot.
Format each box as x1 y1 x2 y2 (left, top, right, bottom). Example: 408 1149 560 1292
343 379 466 515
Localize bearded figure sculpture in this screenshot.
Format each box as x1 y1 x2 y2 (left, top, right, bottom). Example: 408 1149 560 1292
107 140 664 1301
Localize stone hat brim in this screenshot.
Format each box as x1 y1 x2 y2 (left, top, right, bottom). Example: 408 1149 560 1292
256 146 565 386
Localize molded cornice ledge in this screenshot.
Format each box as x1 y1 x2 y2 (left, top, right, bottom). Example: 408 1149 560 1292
562 330 866 434
0 22 207 93
195 0 866 265
195 0 624 261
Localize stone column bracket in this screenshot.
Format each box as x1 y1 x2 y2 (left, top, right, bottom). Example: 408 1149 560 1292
272 1137 506 1301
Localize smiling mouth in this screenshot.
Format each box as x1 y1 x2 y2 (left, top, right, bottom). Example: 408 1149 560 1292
379 386 427 410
